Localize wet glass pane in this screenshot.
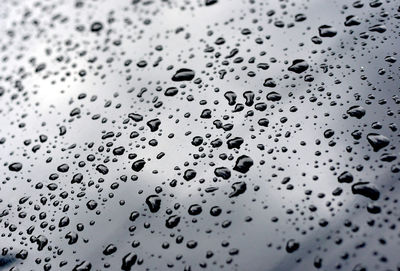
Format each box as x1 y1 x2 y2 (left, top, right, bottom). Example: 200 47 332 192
0 0 399 270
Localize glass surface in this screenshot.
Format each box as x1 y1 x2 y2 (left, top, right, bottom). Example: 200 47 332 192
0 0 399 270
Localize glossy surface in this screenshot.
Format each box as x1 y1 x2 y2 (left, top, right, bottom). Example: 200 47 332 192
0 0 399 270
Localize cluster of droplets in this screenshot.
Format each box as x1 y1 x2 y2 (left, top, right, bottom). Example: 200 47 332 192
0 0 400 270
